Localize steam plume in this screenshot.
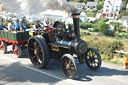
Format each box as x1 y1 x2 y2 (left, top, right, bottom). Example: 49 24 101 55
1 0 79 14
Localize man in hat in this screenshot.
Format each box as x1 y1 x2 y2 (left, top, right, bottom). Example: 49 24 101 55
8 20 14 31
20 17 27 32
13 19 20 31
34 20 41 31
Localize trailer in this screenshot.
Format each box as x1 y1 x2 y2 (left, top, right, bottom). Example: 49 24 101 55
0 31 30 57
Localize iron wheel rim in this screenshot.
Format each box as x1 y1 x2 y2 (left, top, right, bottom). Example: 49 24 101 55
85 48 101 69
62 55 77 79
28 38 44 66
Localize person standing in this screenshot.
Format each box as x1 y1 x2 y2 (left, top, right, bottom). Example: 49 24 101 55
8 20 14 31
0 21 7 30
46 19 49 25
13 19 20 31
20 17 27 32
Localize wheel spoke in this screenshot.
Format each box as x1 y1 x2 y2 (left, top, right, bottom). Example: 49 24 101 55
94 62 98 67
68 70 70 73
94 61 98 64
35 41 38 48
65 59 68 65
32 55 36 58
39 54 43 57
91 51 94 57
39 48 42 52
37 60 39 64
39 55 43 62
92 53 96 57
40 58 43 63
31 41 34 45
70 67 75 70
89 51 91 56
69 70 72 77
66 66 68 69
68 58 71 65
37 44 40 49
34 44 37 49
30 49 35 51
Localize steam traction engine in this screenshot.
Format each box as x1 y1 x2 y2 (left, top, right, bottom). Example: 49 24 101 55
27 13 102 79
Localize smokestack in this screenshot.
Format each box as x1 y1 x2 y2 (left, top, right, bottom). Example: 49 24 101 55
72 13 80 39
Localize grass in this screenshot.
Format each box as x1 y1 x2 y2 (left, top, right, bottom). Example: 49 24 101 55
81 32 128 66
101 54 125 66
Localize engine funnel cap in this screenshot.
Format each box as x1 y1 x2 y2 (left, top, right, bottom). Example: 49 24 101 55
72 13 80 18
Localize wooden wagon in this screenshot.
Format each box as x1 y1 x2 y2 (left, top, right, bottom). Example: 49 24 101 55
0 31 30 57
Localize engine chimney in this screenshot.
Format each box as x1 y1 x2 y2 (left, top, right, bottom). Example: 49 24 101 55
72 13 80 40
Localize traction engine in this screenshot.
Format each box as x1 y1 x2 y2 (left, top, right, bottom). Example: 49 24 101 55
27 13 102 79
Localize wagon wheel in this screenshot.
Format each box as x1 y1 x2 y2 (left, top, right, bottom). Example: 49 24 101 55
12 44 22 58
27 35 50 68
0 41 7 53
85 47 101 70
61 54 77 79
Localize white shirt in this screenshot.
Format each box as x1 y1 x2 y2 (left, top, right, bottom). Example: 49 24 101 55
8 22 14 31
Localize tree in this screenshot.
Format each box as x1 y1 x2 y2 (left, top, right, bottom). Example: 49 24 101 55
98 1 104 10
110 22 123 32
98 22 110 35
92 18 109 32
122 0 128 10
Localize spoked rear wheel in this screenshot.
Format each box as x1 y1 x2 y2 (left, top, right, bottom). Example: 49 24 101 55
61 54 77 79
27 36 50 68
12 44 22 58
85 47 101 70
0 41 7 53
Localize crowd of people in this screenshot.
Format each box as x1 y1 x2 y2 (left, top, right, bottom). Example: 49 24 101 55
0 17 27 32
0 18 51 32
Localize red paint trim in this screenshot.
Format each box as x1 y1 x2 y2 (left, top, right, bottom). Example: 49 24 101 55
0 38 28 45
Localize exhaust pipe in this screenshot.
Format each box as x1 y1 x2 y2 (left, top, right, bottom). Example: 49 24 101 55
72 13 80 39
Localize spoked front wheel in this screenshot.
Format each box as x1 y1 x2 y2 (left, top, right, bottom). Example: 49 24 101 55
27 36 50 68
61 54 77 79
85 47 101 70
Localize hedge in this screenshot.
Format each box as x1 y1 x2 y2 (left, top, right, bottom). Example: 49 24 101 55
79 22 92 29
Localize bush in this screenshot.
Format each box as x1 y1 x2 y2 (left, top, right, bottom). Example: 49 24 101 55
83 36 124 59
86 11 96 17
26 22 35 28
0 18 4 22
96 18 109 22
27 22 35 25
108 40 124 51
79 22 92 29
92 18 110 35
98 22 110 35
119 12 128 18
3 22 8 27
